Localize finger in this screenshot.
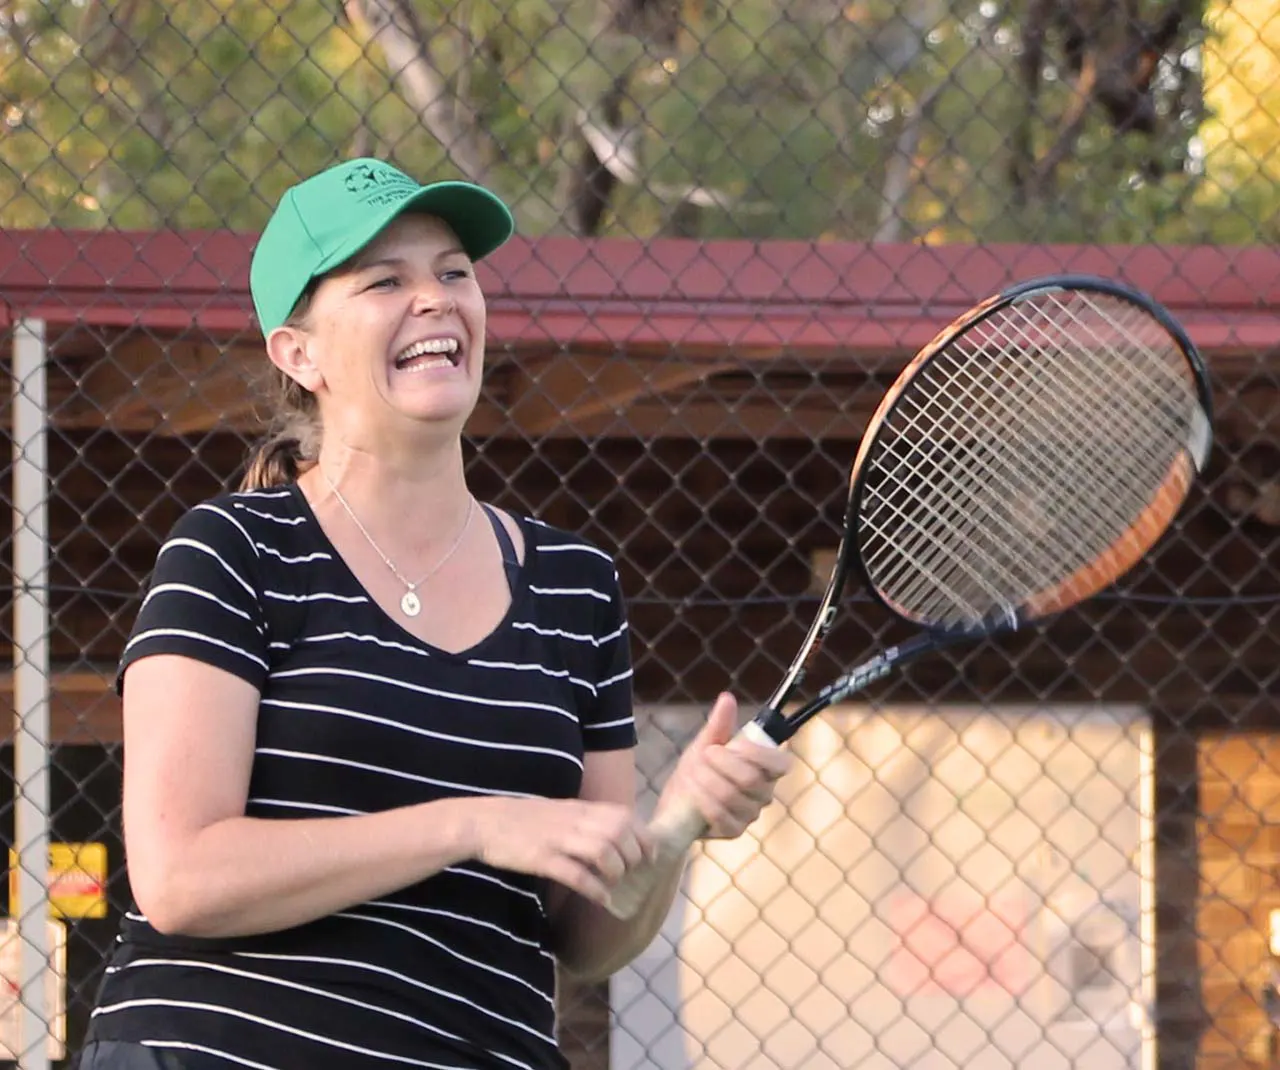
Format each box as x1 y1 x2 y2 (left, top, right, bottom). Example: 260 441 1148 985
726 791 771 823
690 692 739 751
585 806 656 865
545 858 612 907
723 736 793 779
634 822 658 862
612 826 647 871
565 838 625 885
701 746 781 792
595 843 629 885
681 773 748 835
687 763 777 827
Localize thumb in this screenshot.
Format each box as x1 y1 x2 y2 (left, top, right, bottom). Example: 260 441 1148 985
692 691 739 750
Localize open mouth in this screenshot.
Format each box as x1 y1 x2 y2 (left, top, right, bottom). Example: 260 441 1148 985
393 337 461 372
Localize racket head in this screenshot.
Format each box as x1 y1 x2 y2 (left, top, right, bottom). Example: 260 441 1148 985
848 274 1212 634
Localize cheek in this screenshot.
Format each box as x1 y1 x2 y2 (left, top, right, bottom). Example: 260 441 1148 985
310 309 386 378
464 293 487 341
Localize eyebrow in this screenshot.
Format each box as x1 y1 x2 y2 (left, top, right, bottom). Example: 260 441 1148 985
351 247 469 272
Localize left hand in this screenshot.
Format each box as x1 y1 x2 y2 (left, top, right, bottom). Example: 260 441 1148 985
656 692 793 840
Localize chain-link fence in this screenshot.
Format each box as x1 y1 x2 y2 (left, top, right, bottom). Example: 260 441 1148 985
2 1 1279 1068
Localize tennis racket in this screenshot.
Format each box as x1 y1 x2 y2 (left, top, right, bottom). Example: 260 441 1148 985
605 274 1213 920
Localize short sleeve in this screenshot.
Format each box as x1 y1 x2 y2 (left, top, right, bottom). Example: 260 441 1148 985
582 563 637 751
117 499 270 695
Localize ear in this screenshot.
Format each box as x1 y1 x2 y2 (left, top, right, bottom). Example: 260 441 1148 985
265 325 325 393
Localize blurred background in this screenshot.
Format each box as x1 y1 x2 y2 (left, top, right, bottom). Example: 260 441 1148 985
1 1 1278 1068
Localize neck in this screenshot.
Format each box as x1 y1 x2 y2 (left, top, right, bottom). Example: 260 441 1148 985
305 438 472 548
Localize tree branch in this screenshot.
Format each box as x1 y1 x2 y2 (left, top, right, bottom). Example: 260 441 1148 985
837 0 951 103
1032 52 1098 198
343 0 486 182
78 0 173 150
874 82 944 243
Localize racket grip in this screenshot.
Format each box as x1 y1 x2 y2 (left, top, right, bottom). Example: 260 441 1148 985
603 798 706 919
603 720 778 920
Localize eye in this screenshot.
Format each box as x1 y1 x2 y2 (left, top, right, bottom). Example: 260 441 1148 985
440 268 472 282
366 275 399 292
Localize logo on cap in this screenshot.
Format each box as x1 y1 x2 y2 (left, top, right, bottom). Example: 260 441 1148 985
343 163 418 208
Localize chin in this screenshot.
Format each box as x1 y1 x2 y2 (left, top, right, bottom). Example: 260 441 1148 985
398 397 479 429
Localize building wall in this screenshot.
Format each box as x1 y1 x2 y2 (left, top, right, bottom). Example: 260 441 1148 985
1197 735 1280 1070
612 704 1154 1070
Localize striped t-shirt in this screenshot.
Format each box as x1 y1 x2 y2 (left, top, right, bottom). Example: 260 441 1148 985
86 485 637 1070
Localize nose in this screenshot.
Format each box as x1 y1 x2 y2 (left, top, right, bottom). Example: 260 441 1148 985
410 279 453 315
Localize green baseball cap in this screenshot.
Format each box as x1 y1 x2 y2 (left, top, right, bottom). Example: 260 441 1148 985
250 157 515 333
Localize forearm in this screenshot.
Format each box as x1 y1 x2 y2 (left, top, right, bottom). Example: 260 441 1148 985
548 851 690 981
132 796 480 939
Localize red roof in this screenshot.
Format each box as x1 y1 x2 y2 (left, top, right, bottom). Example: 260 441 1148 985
1 229 1277 354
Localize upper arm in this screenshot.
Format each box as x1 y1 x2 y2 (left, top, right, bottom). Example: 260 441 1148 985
118 501 269 907
579 557 637 753
577 747 640 809
122 657 260 907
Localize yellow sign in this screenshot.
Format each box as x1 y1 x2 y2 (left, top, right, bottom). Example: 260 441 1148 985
8 842 108 919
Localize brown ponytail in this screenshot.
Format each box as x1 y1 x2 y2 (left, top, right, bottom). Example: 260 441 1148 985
240 288 322 491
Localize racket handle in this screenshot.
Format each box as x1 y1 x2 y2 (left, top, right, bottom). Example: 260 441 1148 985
603 720 778 920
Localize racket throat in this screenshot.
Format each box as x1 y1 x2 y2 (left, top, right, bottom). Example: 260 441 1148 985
753 620 1010 744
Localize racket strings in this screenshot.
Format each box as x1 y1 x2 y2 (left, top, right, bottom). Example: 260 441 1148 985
936 299 1189 543
859 291 1201 627
949 298 1186 491
991 295 1197 519
876 340 1189 619
870 331 1158 613
1003 296 1199 466
880 313 1187 606
926 298 1192 500
869 368 1092 621
866 391 1048 618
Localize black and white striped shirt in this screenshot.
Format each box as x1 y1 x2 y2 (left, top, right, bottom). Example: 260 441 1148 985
86 485 636 1069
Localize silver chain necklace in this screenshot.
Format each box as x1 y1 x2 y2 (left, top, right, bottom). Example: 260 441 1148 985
322 469 476 618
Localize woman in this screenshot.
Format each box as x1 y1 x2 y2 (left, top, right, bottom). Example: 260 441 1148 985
79 157 791 1070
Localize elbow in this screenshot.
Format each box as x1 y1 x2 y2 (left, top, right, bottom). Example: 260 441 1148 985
552 939 607 983
130 875 199 937
546 919 597 981
548 919 634 983
545 889 652 981
128 858 222 938
133 891 227 939
137 906 198 939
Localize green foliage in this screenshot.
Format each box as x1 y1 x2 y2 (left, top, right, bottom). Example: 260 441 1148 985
0 0 1272 244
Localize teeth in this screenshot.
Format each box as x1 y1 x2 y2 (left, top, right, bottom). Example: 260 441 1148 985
399 357 451 373
394 338 461 371
396 338 459 366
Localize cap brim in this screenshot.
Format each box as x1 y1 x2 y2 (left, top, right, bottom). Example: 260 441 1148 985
314 181 515 279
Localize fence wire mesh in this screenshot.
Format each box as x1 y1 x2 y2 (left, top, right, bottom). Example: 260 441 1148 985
1 1 1279 1068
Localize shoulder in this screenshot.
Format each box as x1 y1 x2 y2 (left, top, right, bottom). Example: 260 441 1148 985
519 515 620 579
163 487 308 555
519 516 625 605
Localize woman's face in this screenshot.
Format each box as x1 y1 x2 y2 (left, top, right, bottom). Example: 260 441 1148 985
270 213 488 448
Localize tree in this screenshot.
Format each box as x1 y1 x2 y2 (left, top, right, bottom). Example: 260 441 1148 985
0 0 1273 246
1193 0 1280 243
1008 0 1207 203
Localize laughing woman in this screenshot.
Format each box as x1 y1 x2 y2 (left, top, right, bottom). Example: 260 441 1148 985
78 158 791 1070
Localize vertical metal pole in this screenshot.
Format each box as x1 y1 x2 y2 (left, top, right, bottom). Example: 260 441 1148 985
1139 719 1157 1070
12 317 51 1070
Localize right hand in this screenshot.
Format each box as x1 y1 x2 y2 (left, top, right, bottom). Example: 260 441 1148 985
469 797 656 907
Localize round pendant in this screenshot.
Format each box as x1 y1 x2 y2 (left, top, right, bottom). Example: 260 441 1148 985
400 590 422 617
